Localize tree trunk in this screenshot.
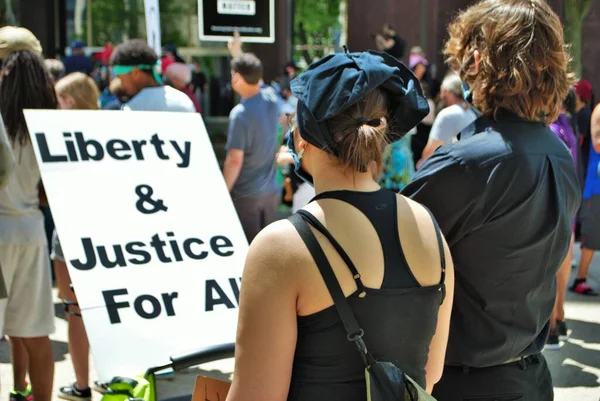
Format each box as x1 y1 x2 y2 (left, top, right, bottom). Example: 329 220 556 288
297 22 312 64
5 0 16 25
74 0 86 38
564 0 592 78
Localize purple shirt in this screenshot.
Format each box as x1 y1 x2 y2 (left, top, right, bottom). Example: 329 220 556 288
550 114 577 168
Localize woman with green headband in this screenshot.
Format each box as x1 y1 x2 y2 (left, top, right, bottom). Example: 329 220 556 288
110 40 195 112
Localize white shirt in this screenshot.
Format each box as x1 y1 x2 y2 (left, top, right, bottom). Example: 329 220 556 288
123 86 196 112
0 137 45 245
430 104 478 144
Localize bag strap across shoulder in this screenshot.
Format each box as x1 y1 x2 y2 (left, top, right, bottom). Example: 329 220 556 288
289 214 364 338
288 207 447 365
296 209 367 293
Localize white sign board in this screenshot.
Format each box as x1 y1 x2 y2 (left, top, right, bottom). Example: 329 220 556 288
24 110 248 380
144 0 162 57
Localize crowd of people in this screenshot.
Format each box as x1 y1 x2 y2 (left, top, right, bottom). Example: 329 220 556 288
0 0 599 401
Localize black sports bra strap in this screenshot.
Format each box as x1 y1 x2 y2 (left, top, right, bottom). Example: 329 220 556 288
288 214 364 339
296 209 367 292
425 208 446 302
311 191 354 203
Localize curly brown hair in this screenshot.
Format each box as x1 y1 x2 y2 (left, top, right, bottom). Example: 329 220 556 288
444 0 572 124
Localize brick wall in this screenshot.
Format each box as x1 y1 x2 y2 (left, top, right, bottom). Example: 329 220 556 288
582 0 600 106
348 0 599 105
346 0 422 64
246 0 293 83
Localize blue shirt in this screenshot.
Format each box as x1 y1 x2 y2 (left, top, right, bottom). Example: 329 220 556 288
583 146 600 199
226 88 282 198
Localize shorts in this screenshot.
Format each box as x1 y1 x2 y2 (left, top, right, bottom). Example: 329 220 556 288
0 243 55 337
50 229 64 262
580 196 600 250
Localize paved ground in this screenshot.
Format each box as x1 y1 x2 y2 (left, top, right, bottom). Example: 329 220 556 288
1 247 599 401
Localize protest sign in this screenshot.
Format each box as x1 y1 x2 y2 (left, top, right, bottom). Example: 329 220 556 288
199 0 275 43
144 0 162 56
24 110 248 380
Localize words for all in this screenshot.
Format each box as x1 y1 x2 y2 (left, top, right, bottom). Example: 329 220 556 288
102 277 242 323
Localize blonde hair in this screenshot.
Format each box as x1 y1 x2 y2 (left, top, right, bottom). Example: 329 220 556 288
444 0 572 124
55 72 99 110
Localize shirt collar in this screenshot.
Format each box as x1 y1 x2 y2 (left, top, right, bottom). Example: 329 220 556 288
473 108 544 134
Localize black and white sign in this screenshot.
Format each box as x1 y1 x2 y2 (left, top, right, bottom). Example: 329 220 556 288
199 0 275 43
24 110 248 379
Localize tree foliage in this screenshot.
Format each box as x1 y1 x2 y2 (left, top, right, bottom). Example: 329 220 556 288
84 0 139 45
564 0 593 78
294 0 341 62
81 0 189 47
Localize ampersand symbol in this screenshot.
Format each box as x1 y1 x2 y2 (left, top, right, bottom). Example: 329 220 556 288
135 184 168 214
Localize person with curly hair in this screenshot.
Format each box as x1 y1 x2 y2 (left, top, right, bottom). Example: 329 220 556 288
402 0 580 399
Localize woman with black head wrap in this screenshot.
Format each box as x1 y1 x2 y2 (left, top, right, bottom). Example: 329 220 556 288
227 51 454 401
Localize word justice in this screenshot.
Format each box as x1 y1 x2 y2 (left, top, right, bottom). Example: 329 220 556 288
69 232 234 270
35 132 191 168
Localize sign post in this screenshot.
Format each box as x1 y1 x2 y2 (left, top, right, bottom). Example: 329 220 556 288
199 0 275 43
24 110 247 379
144 0 162 56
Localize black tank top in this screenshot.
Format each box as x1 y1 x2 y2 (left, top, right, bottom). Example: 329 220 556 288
287 189 444 401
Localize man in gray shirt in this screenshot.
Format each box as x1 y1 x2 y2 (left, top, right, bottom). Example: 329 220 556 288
224 54 281 242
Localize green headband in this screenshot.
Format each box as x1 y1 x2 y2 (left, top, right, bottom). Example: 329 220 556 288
112 62 162 84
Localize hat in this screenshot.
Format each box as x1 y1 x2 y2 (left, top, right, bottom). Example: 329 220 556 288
71 40 86 50
409 54 428 69
574 79 592 104
0 26 42 58
291 50 429 155
164 44 178 53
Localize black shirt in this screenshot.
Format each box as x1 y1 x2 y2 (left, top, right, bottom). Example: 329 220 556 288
577 106 593 177
192 71 207 94
402 110 581 367
288 189 443 401
385 35 406 60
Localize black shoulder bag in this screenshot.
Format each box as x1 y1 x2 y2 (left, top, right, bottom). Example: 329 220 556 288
289 211 444 401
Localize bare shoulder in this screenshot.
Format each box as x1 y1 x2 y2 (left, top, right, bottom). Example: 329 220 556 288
243 218 310 284
394 193 445 287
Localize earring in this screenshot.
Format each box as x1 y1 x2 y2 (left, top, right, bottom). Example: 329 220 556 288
298 148 305 159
